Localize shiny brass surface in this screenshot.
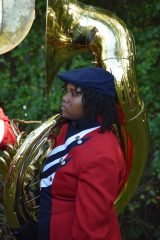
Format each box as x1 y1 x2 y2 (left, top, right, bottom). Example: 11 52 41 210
46 0 149 212
2 114 64 228
1 0 149 229
0 0 35 54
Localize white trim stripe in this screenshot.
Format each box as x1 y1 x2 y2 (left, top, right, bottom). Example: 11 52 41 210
40 172 56 188
43 154 68 172
40 125 100 189
47 126 100 158
0 120 4 144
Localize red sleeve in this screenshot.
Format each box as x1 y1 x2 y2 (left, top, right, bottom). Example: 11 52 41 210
0 108 16 148
72 154 123 240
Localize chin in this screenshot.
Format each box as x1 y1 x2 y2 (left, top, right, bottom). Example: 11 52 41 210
62 113 70 120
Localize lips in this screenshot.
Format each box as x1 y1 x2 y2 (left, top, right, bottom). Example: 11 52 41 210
61 105 68 112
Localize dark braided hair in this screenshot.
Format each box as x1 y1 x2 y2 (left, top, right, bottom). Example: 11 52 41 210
81 88 119 133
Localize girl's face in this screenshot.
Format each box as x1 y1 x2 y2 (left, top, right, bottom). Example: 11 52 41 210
61 83 85 120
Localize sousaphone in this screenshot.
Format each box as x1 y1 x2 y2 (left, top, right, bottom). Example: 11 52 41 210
0 0 149 232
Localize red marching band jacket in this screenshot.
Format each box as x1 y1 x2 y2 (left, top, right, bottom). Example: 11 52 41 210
39 122 126 240
0 108 16 148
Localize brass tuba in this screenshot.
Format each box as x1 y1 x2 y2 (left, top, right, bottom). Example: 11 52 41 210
0 0 149 231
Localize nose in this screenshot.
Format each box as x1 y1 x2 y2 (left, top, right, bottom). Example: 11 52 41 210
62 92 69 103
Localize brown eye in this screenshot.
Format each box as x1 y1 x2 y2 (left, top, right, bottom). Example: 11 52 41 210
71 89 82 97
71 90 77 97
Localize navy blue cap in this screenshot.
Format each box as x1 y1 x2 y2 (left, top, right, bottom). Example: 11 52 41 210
58 67 116 97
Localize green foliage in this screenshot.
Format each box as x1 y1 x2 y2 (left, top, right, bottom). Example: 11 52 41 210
0 0 160 239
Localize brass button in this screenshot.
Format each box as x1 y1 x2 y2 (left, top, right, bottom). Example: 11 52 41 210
77 140 82 144
59 158 65 166
60 160 65 166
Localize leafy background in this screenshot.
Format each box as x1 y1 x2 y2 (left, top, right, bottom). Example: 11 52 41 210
0 0 160 239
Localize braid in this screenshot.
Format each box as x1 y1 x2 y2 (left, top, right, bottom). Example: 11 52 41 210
82 88 118 132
